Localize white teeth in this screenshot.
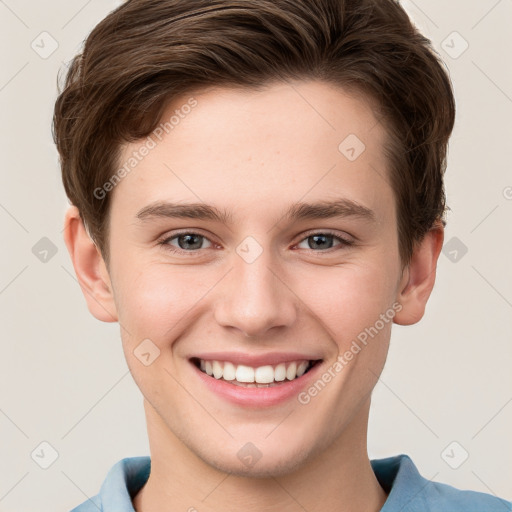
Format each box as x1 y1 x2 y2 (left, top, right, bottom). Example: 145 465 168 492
286 362 297 380
197 359 314 384
274 363 286 381
235 365 255 383
223 361 236 381
255 365 274 384
212 360 223 379
296 361 308 377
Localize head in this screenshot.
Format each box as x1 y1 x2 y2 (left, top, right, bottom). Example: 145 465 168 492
54 0 454 476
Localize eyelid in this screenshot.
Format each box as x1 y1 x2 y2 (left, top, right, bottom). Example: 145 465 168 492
158 229 216 251
158 228 354 255
295 229 354 245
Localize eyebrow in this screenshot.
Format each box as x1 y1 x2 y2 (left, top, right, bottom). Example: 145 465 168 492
135 198 376 224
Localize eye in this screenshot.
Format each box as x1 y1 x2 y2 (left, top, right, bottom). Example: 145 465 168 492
158 230 354 256
295 231 353 251
159 232 213 253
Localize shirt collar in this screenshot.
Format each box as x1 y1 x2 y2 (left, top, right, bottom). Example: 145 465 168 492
99 456 151 511
371 453 434 511
95 453 432 511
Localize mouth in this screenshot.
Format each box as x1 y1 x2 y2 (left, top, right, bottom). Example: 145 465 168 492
190 357 322 388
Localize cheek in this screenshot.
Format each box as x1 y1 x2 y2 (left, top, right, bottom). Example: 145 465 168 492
111 241 401 351
112 261 218 340
300 262 398 341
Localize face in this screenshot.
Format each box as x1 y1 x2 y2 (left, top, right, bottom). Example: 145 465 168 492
104 80 406 476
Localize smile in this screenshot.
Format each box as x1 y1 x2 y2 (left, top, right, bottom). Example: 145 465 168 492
193 358 319 387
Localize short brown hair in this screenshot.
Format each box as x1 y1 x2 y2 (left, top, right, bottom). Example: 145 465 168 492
53 0 455 266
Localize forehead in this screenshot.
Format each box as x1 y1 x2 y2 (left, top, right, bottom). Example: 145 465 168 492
111 80 393 224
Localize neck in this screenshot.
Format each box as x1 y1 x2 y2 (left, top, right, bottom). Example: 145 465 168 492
133 399 387 512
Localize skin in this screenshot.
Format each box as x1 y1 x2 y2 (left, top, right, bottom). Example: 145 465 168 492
64 80 443 512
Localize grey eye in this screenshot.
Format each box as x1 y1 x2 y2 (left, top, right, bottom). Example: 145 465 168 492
297 233 341 251
167 233 212 251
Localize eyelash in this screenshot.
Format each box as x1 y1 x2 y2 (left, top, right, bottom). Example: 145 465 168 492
157 230 355 256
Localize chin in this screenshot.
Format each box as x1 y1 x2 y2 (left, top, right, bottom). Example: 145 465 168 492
193 439 315 478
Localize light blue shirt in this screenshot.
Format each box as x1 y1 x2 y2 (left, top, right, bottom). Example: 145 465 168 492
70 453 511 511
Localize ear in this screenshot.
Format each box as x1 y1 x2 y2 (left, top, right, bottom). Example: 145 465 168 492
63 206 118 322
393 221 444 326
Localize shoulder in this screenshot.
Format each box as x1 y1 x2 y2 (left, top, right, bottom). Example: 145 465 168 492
426 478 512 511
69 495 101 512
68 456 151 512
371 453 511 512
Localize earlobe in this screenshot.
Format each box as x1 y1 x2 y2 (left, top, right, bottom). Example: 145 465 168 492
393 222 444 326
63 206 118 323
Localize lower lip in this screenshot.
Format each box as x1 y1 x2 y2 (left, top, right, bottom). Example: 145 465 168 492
191 361 322 407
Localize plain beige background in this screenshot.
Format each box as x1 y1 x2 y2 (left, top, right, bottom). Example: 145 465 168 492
1 0 511 510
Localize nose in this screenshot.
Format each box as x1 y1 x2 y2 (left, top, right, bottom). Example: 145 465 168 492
213 244 298 338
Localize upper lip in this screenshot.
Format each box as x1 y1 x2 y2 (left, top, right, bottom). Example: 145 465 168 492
190 352 322 367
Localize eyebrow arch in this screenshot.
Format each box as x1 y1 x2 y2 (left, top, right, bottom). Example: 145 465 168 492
135 198 376 224
136 202 233 224
283 199 375 223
